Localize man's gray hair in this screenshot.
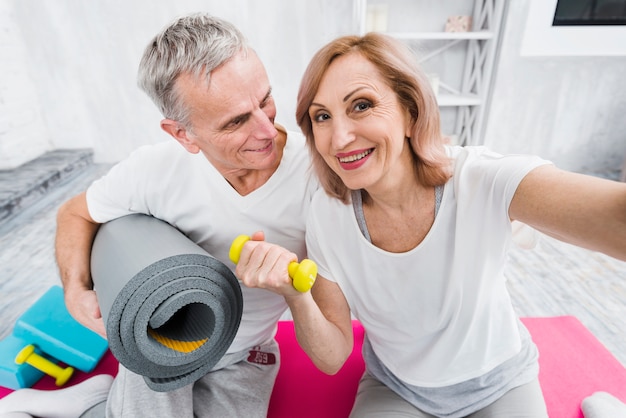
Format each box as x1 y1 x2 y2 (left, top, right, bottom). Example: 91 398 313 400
137 12 249 126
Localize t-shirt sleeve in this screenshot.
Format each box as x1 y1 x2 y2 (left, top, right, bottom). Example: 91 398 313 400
86 146 154 223
305 191 335 283
453 146 552 216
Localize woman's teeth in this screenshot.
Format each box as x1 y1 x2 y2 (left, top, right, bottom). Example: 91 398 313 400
338 149 372 163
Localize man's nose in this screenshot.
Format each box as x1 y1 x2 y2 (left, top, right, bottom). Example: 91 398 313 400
251 109 278 139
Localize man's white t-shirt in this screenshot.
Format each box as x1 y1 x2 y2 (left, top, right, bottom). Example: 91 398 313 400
87 129 318 354
306 146 551 387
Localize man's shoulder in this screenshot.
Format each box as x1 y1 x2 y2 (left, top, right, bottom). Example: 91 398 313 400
283 128 309 154
123 141 190 166
284 129 306 147
101 141 196 183
130 140 185 156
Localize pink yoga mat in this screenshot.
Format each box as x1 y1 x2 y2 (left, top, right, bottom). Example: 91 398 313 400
522 316 626 418
268 317 626 418
2 316 625 418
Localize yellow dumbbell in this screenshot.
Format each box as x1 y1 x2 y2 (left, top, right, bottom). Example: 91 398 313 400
229 235 317 292
15 344 74 386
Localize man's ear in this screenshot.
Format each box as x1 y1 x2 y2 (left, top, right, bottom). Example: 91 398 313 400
161 119 200 154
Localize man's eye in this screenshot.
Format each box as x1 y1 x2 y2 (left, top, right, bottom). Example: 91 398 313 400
227 117 245 128
261 95 273 108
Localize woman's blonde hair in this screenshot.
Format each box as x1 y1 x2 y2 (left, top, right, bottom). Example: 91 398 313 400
296 33 452 203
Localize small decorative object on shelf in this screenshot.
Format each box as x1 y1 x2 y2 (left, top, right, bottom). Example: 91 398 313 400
444 15 472 32
357 0 504 145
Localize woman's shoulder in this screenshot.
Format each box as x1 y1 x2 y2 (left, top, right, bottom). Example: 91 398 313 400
447 145 547 177
311 188 351 215
446 145 504 165
447 145 552 200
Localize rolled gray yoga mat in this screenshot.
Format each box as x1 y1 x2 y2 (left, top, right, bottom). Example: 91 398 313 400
90 214 243 392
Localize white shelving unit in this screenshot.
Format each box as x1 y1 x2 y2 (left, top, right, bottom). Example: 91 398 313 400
355 0 505 146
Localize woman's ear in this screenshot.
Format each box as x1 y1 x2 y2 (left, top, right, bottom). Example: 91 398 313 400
161 119 200 154
405 111 415 139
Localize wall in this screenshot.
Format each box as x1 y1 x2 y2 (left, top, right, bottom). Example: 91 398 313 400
2 0 625 177
0 0 356 167
0 2 52 169
483 0 626 178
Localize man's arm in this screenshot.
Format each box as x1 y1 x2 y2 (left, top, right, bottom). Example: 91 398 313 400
55 191 106 336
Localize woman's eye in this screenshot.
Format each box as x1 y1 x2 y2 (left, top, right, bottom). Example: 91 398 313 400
314 113 330 122
354 101 371 112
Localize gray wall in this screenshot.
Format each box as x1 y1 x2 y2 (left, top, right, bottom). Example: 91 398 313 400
483 0 626 178
1 0 625 177
0 0 356 167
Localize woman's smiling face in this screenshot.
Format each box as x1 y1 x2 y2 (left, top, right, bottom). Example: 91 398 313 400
308 52 413 192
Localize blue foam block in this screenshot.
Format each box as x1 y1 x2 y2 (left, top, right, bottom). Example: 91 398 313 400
13 286 108 372
0 334 45 389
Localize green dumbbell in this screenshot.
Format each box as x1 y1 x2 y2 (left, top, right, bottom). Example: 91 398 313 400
229 235 317 292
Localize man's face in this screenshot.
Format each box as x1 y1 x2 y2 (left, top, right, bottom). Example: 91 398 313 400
173 50 280 175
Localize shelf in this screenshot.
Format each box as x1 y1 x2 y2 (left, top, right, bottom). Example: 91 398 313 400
358 0 505 145
387 31 494 41
436 94 481 107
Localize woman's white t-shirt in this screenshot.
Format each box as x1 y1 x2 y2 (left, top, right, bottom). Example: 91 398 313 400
306 146 551 387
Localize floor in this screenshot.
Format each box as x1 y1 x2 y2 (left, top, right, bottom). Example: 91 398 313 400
0 149 93 224
0 159 111 337
1 152 625 369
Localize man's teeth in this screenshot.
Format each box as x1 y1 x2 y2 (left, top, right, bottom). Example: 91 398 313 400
338 149 372 163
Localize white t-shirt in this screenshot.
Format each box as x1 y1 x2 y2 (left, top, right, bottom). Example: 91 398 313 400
87 130 318 354
306 146 551 387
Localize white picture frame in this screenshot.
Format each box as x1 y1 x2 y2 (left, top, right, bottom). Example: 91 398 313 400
520 0 626 56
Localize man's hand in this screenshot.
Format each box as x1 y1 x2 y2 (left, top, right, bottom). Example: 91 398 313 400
65 287 106 337
55 192 106 337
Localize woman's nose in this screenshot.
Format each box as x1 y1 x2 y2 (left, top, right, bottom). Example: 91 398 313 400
331 118 356 149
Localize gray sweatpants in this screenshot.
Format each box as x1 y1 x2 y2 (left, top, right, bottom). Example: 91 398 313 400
350 373 548 418
83 339 280 418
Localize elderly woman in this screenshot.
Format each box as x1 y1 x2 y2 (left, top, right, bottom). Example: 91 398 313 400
236 33 626 417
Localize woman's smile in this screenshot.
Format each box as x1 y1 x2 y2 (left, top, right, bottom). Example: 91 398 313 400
337 148 374 170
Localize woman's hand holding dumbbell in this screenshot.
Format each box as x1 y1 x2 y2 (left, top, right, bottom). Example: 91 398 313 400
229 234 317 292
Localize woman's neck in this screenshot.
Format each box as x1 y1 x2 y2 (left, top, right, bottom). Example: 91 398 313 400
361 165 436 253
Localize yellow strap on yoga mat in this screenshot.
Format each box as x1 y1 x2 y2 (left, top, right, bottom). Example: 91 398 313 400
148 329 208 353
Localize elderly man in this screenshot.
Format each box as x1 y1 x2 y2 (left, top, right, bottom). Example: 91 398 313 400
0 12 316 418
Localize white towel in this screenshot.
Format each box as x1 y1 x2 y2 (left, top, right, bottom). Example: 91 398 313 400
581 391 626 418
